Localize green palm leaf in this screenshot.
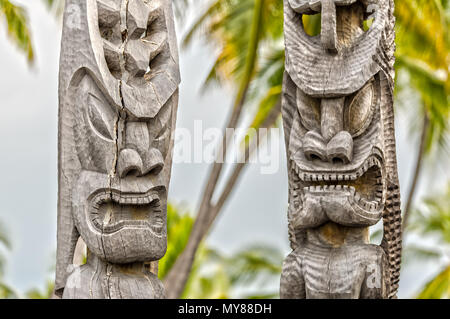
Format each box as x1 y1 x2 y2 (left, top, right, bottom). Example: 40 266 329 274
417 265 450 299
159 203 194 280
0 282 17 299
409 183 450 243
0 0 34 62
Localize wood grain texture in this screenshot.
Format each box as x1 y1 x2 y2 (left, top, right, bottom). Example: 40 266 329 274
55 0 180 299
281 0 401 299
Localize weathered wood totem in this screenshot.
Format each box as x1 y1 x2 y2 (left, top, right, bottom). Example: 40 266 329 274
55 0 180 298
280 0 402 298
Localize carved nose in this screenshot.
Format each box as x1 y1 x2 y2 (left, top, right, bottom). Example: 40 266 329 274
117 148 164 178
303 130 353 164
141 148 164 176
303 131 327 162
117 149 144 177
326 131 353 164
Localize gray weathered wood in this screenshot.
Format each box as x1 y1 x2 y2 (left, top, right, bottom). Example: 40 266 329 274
55 0 180 299
281 0 402 299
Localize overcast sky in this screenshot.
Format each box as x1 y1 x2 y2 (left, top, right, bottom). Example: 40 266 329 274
0 1 448 298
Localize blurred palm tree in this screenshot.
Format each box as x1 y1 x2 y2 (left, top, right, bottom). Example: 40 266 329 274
160 203 283 298
405 184 450 298
395 0 449 228
0 0 34 62
164 0 286 298
0 0 68 63
165 0 449 296
25 281 54 299
0 221 17 298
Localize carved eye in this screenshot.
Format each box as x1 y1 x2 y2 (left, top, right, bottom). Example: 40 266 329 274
296 87 321 131
87 94 115 141
345 81 374 137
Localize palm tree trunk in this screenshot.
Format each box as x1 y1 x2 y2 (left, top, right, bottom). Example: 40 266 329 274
163 91 248 298
163 0 266 298
402 112 430 230
164 99 280 299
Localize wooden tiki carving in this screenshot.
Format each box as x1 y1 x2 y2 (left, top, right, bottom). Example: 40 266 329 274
280 0 402 299
55 0 180 299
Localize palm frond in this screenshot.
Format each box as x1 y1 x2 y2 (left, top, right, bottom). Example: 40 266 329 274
0 222 11 250
0 282 17 299
158 203 194 280
0 0 34 62
417 265 450 299
25 280 55 299
409 183 450 243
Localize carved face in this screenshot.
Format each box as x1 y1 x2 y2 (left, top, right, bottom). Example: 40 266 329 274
57 0 180 275
67 72 172 263
284 73 386 230
282 0 391 233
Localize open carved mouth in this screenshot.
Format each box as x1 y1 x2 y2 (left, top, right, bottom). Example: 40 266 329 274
89 191 164 234
291 155 384 212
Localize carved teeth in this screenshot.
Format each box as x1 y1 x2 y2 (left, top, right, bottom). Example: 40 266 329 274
93 191 159 207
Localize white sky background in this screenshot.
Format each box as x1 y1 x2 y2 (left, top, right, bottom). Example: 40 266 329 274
0 1 448 298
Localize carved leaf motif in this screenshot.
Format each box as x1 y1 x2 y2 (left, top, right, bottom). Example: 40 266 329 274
87 94 115 141
345 81 374 137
